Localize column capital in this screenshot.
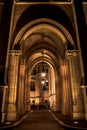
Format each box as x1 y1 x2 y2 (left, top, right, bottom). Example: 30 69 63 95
9 50 22 56
65 50 79 58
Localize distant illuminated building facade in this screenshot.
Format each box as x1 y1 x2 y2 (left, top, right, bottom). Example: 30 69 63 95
0 0 87 123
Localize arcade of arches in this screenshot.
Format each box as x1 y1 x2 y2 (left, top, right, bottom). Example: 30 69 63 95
1 18 87 123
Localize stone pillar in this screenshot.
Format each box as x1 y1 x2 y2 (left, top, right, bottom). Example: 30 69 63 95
25 71 31 111
0 86 8 123
49 67 54 110
52 68 56 111
48 68 52 108
49 67 57 111
6 50 21 121
55 70 61 112
17 57 25 116
66 50 84 120
60 63 70 115
81 85 87 120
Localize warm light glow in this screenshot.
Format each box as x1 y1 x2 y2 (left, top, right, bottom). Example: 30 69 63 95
74 121 78 124
5 122 11 124
41 80 45 84
41 72 46 77
46 79 48 82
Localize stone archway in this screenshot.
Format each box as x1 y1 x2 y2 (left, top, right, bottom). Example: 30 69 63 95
3 18 85 122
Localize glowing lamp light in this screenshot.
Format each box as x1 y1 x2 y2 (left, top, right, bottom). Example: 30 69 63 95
41 72 46 77
41 80 45 84
46 79 48 82
74 121 78 124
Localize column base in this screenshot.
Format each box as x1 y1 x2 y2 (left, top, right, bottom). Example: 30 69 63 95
72 112 84 120
25 104 31 112
6 104 18 121
55 102 61 112
61 104 70 116
85 113 87 120
6 112 18 122
1 112 6 123
17 103 25 116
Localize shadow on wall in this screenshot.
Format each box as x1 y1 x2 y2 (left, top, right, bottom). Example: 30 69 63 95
74 0 87 84
0 71 5 85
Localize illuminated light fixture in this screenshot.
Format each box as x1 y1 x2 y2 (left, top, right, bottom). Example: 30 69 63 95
41 72 46 77
41 80 45 84
73 121 78 124
46 79 48 82
5 122 11 124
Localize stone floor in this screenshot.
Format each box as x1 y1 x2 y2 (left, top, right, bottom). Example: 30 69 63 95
0 110 87 130
0 110 65 130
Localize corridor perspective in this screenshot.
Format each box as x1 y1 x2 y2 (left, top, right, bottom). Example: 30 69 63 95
9 110 66 130
1 1 87 130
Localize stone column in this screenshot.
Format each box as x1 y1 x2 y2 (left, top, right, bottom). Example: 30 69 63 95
60 62 70 115
25 71 31 111
66 50 84 120
49 67 54 110
0 86 8 123
52 68 56 111
6 50 21 121
81 85 87 120
49 67 57 111
17 57 25 116
55 70 61 112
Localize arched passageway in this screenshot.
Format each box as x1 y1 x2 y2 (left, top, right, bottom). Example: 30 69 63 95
2 18 84 123
30 62 54 110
